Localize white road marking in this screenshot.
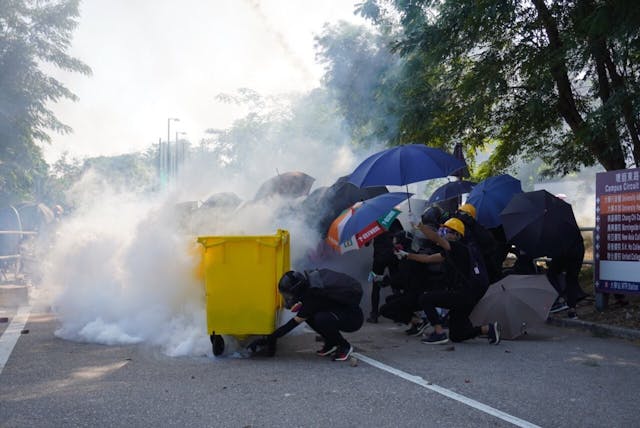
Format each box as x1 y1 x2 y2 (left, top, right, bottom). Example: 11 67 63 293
0 306 31 376
353 352 541 428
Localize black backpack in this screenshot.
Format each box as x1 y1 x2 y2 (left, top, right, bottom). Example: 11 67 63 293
306 268 363 306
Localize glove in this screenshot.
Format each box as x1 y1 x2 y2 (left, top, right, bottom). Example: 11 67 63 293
247 335 277 356
394 249 409 260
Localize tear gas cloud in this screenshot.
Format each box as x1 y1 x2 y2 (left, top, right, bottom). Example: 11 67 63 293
39 136 379 357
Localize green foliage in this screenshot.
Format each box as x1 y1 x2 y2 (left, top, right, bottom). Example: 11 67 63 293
341 0 640 174
0 0 90 204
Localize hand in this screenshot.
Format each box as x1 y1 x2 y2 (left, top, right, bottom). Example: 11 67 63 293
247 337 268 352
394 249 409 260
247 335 277 356
408 213 420 228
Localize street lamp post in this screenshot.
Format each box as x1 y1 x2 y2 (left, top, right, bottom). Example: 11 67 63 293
175 131 187 174
167 117 180 180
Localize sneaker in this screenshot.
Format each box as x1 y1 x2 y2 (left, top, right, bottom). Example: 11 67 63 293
332 345 353 361
405 320 429 336
549 299 569 313
488 322 501 345
316 344 337 356
567 310 578 320
421 331 449 345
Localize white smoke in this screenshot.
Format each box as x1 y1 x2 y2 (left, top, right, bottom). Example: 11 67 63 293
39 139 375 357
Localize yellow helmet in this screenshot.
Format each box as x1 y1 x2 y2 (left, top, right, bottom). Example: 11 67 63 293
443 218 465 236
458 203 477 219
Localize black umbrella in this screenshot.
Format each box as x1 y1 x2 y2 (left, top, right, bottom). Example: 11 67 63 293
202 192 242 209
450 142 470 179
500 190 579 258
427 180 475 205
253 171 315 201
301 175 388 237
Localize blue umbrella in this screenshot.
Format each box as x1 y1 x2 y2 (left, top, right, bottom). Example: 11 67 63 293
339 192 413 244
467 174 522 228
427 180 476 205
348 144 466 187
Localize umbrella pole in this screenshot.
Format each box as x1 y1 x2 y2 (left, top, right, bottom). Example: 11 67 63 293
405 184 412 212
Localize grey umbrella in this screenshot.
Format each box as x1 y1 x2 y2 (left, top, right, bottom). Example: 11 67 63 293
469 274 558 339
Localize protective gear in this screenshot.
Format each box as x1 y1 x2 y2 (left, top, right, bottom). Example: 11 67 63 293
421 206 444 228
394 249 409 260
443 218 465 236
458 203 477 219
278 271 309 309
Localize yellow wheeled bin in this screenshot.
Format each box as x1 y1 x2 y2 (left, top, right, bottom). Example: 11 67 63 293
196 229 290 355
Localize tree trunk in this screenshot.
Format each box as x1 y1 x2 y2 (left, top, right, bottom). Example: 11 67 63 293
532 0 626 171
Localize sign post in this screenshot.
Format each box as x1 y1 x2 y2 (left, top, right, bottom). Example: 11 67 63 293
594 168 640 309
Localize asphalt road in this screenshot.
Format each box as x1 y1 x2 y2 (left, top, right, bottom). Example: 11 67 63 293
1 301 639 428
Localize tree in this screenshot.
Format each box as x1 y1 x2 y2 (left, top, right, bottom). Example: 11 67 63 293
0 0 91 204
355 0 640 175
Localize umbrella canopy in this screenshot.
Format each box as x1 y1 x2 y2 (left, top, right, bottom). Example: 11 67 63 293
253 171 315 201
469 274 558 339
300 176 388 237
347 144 466 187
466 174 522 228
500 190 580 258
427 180 476 205
450 142 471 179
325 192 411 253
202 192 242 209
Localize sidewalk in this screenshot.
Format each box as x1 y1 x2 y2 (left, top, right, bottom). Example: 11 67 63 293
547 315 640 341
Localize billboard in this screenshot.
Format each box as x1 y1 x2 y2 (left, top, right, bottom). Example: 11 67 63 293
595 168 640 294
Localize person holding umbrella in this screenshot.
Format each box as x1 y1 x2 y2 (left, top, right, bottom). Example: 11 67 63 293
395 218 501 345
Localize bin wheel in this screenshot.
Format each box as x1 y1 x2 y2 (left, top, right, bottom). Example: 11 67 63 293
210 334 224 356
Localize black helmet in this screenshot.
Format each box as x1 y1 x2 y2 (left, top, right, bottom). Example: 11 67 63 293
421 205 444 228
278 271 308 309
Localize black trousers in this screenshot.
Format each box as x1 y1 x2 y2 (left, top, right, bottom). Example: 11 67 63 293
547 239 585 308
419 289 482 342
370 258 400 316
305 306 364 348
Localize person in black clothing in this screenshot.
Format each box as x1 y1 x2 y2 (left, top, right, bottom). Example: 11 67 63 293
379 207 447 335
366 218 404 323
247 269 363 361
546 231 587 319
455 203 503 284
395 217 501 345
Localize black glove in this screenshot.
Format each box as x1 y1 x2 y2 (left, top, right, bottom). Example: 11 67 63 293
247 335 276 356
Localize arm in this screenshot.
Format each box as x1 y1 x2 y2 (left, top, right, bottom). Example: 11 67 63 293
405 252 444 264
417 222 451 251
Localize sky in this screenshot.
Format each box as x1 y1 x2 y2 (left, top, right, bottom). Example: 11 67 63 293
44 0 367 163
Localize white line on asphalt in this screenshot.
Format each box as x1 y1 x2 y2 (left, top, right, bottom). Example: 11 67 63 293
0 306 32 376
353 352 541 428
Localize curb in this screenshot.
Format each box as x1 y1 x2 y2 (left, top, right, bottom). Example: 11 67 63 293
547 317 640 341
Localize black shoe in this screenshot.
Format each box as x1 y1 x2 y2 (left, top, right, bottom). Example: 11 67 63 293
405 320 429 336
550 298 569 314
421 331 449 344
332 344 353 361
316 344 337 356
488 321 501 345
567 310 578 320
366 314 378 324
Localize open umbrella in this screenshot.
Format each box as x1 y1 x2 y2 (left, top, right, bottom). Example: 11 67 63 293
500 190 580 258
253 171 315 201
469 274 558 339
202 192 242 209
326 192 411 253
451 142 470 179
466 174 522 228
427 180 476 205
300 176 388 237
347 144 465 188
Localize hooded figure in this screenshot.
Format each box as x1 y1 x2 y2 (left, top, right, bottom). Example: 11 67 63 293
248 269 363 361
